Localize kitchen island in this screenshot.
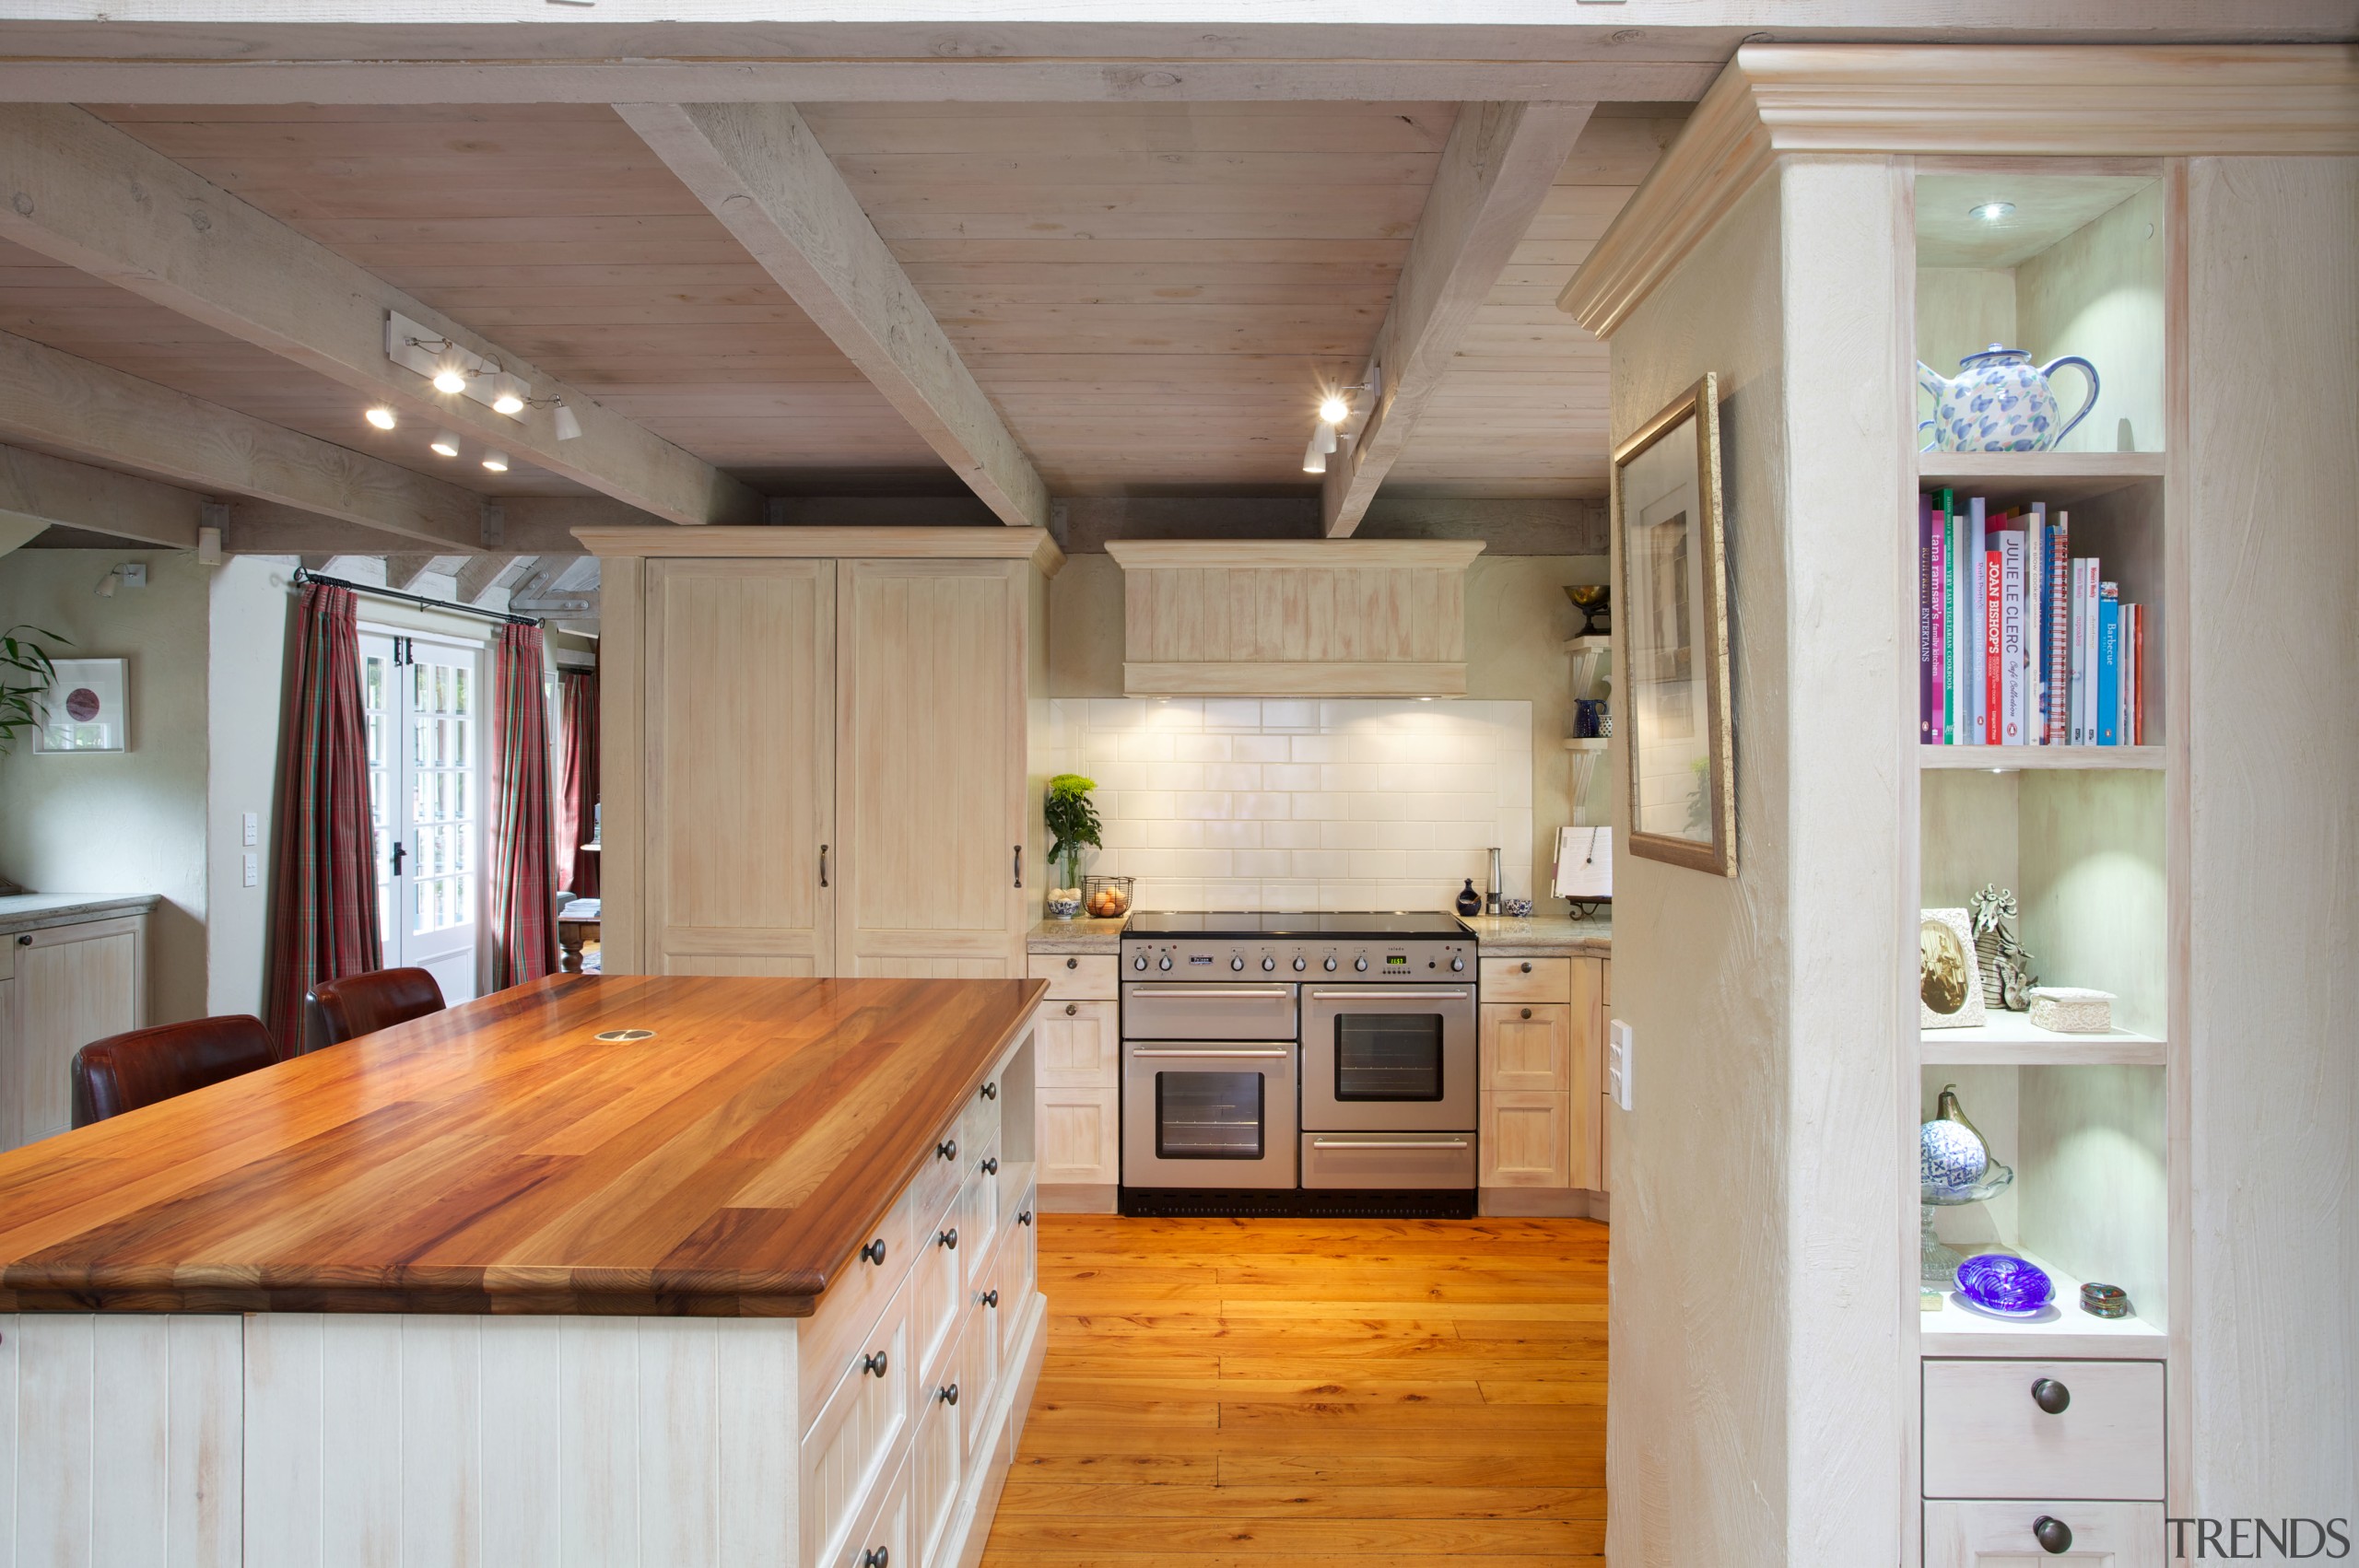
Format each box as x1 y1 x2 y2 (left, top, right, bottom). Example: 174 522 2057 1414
0 973 1050 1568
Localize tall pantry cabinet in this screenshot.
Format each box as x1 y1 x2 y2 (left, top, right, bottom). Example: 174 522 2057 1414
584 528 1059 981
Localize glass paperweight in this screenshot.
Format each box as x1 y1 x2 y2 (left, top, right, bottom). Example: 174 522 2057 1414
1954 1253 2055 1318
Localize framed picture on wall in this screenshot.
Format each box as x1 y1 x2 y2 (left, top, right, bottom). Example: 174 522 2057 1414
1612 372 1734 877
34 658 129 754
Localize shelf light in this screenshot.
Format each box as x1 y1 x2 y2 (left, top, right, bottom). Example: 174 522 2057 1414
363 405 397 430
429 430 462 458
481 450 511 474
1969 201 2017 222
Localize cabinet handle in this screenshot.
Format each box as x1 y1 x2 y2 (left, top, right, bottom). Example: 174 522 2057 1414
937 1139 958 1162
937 1227 958 1251
1520 1007 1532 1020
1520 961 1532 973
1013 845 1023 888
861 1351 888 1377
980 1289 1000 1308
863 1549 890 1568
980 1081 999 1100
936 1383 959 1407
980 1156 999 1176
2030 1377 2071 1414
15 933 29 946
1065 1001 1078 1016
859 1237 887 1267
1018 1211 1034 1226
818 844 829 888
2033 1516 2072 1555
1065 956 1077 970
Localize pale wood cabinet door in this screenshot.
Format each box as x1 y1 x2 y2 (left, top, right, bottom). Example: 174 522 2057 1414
645 559 835 977
837 559 1027 978
1922 1501 2165 1567
1 915 144 1150
1481 1002 1570 1093
1480 1091 1570 1188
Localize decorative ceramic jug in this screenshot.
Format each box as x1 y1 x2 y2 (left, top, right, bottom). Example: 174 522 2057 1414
1917 343 2100 453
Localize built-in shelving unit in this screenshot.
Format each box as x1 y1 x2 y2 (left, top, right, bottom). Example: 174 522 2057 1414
1907 165 2180 1384
1563 633 1612 821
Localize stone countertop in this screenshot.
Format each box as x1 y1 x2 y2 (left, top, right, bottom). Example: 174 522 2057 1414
1027 916 1130 954
1456 912 1613 957
0 894 161 938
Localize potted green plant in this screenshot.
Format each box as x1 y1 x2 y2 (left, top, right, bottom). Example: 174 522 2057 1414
1042 773 1102 919
0 626 65 757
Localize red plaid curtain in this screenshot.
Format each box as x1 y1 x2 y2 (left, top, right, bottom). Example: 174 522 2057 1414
487 623 557 988
264 582 382 1051
555 668 599 898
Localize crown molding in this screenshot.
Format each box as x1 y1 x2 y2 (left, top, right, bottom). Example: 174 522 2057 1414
573 524 1063 576
1104 539 1485 570
1560 43 2359 336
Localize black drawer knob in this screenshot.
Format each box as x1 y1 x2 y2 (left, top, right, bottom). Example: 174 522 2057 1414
859 1238 887 1267
1520 961 1532 973
863 1549 890 1568
981 1081 999 1098
937 1139 958 1161
861 1350 888 1377
980 1156 999 1176
2033 1515 2072 1554
2031 1377 2071 1414
936 1383 958 1407
1065 956 1077 969
980 1289 1000 1308
1520 1007 1532 1020
14 934 29 947
1018 1211 1034 1226
938 1227 958 1250
1065 1002 1078 1015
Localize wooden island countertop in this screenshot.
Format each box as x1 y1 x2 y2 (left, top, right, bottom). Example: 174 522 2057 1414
0 974 1046 1316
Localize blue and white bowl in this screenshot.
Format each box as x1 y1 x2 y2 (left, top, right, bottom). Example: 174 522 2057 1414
1920 1117 1990 1198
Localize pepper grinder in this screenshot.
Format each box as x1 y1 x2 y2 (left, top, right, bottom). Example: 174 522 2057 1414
1486 848 1503 915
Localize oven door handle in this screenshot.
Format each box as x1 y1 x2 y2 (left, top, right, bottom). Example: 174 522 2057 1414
1129 1047 1294 1059
1124 986 1294 999
1310 1138 1472 1150
1307 989 1474 1002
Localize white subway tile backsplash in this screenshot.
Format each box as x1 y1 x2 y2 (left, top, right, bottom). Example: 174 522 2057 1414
1048 697 1534 909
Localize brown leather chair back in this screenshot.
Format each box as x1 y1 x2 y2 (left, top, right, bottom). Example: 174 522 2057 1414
304 966 447 1051
71 1014 281 1128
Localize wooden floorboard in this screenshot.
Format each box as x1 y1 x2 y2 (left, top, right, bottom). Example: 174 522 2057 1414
980 1214 1609 1567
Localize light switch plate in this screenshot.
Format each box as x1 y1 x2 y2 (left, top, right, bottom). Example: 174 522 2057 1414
242 853 259 888
1606 1019 1634 1110
119 562 147 588
242 811 259 847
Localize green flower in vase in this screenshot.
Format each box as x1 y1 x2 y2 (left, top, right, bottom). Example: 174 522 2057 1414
1044 774 1103 911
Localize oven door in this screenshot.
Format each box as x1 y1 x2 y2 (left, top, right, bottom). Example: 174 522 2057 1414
1121 1042 1298 1189
1299 986 1476 1132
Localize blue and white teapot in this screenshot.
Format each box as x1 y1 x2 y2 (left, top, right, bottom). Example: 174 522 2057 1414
1918 343 2100 453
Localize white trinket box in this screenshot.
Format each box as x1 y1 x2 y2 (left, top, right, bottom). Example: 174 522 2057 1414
2028 986 2115 1034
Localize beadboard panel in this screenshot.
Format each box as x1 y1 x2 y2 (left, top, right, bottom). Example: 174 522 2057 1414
0 1314 241 1568
242 1315 799 1568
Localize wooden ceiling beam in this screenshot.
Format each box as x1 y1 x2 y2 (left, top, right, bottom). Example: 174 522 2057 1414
0 102 762 528
0 328 484 549
1322 101 1597 538
618 100 1049 529
0 441 206 549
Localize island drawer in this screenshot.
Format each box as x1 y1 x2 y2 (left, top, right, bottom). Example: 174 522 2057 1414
1029 954 1120 1000
912 1115 968 1236
1482 957 1570 1003
960 1133 1006 1290
960 1076 1004 1170
912 1343 966 1568
1922 1359 2165 1502
992 1222 1028 1372
829 1444 913 1568
957 1279 1003 1460
911 1198 965 1381
803 1274 913 1565
802 1183 918 1433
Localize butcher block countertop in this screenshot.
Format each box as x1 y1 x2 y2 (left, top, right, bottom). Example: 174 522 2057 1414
0 974 1046 1316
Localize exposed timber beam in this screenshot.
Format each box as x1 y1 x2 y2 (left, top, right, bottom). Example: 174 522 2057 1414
0 329 483 549
217 495 665 557
0 441 205 549
1321 101 1596 539
618 100 1049 530
0 102 761 528
455 554 528 605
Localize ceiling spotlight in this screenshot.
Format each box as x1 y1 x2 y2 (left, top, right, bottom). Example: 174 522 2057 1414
1969 201 2016 222
490 373 525 416
552 400 583 441
1302 431 1328 474
430 430 461 457
364 406 397 430
431 362 470 395
1318 393 1351 426
481 450 511 474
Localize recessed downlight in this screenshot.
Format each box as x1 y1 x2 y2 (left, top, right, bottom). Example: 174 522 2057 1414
1969 201 2016 222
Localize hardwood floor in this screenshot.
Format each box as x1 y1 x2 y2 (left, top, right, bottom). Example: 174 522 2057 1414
980 1214 1608 1567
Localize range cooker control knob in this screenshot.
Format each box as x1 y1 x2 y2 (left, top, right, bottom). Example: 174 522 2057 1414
1262 955 1276 972
1354 955 1369 972
1158 955 1173 971
1293 956 1308 972
1230 954 1245 971
1323 956 1338 972
1450 956 1466 972
1133 953 1148 971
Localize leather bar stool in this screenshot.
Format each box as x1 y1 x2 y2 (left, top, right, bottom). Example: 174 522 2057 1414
70 1014 281 1128
303 966 447 1052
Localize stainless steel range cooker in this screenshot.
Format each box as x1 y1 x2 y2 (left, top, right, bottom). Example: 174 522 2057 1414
1117 911 1478 1217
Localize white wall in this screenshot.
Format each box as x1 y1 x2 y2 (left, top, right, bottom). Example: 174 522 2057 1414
205 556 291 1017
1602 158 1908 1568
2183 155 2358 1520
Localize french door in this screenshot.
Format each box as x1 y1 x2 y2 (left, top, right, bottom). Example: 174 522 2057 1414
359 630 482 1003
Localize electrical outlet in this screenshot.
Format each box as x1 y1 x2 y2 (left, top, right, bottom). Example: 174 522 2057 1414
1606 1019 1634 1110
242 812 259 847
242 853 259 888
119 562 147 589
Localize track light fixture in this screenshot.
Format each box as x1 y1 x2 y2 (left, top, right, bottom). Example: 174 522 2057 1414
430 430 461 457
481 451 511 474
552 402 582 441
1318 393 1351 426
364 406 397 430
387 312 533 423
1302 430 1327 474
490 372 525 415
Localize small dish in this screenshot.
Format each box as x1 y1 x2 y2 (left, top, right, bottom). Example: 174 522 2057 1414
1501 898 1533 919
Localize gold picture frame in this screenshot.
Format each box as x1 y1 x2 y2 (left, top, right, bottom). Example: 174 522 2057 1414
1611 372 1734 877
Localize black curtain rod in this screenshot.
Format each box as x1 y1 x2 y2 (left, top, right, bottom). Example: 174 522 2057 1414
292 567 541 628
